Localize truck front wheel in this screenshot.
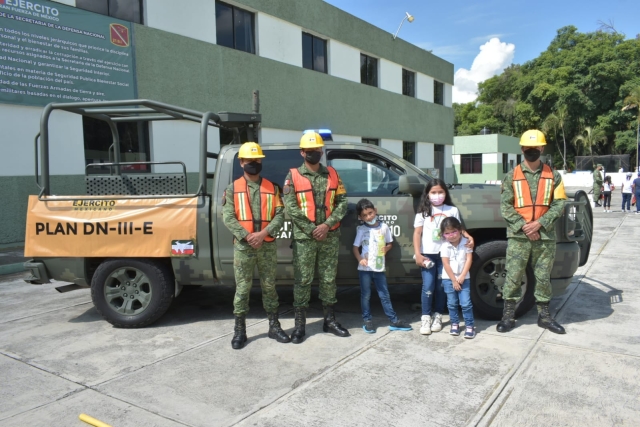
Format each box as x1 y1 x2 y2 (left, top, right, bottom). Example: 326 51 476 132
470 241 535 320
91 259 174 328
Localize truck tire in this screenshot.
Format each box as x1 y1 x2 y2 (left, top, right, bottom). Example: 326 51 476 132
91 259 174 328
470 240 535 320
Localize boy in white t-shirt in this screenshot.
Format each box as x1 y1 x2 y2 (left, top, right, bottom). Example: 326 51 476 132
353 199 412 334
440 217 475 339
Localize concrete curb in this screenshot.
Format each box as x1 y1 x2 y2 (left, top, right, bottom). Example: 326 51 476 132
0 263 25 276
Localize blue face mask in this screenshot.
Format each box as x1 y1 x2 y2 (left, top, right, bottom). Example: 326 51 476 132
365 218 377 225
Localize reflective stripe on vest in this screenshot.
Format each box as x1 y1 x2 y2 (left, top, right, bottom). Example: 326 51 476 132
233 177 277 242
290 166 340 231
512 164 554 222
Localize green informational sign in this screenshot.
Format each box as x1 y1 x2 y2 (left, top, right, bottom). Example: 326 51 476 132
0 0 136 106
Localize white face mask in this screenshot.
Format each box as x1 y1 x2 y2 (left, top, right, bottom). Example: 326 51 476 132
365 218 377 225
429 195 445 206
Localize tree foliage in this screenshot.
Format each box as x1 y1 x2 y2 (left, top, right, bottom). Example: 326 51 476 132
454 26 640 168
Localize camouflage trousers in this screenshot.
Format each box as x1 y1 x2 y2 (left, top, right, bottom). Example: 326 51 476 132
232 241 279 316
593 184 602 201
503 238 555 304
292 235 339 308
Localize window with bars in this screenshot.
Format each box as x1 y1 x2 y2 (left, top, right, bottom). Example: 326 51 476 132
360 54 378 87
215 1 255 54
402 69 415 97
302 33 327 73
76 0 143 23
461 154 482 174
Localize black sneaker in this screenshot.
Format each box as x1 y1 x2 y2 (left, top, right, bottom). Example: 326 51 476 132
389 319 412 331
363 320 376 334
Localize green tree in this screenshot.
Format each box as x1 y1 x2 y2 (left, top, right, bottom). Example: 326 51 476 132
573 126 607 156
622 85 640 169
541 104 570 169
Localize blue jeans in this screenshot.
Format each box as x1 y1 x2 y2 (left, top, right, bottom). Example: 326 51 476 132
636 191 640 212
622 193 632 211
359 271 398 323
442 278 474 327
420 253 446 316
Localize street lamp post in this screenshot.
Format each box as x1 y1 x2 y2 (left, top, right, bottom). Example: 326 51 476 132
393 12 414 39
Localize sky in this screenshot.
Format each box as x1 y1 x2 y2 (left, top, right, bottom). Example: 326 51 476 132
324 0 639 103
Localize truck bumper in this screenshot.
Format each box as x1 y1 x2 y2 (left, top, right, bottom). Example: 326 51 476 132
24 261 51 284
550 242 580 296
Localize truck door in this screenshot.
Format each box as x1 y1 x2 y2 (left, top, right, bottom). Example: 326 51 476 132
327 150 419 283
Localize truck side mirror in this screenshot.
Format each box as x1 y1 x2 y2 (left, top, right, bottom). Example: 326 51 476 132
398 175 424 197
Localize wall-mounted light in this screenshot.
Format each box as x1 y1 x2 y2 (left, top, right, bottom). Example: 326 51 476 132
393 12 414 40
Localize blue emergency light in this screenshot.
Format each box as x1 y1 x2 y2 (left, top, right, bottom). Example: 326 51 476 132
303 129 333 141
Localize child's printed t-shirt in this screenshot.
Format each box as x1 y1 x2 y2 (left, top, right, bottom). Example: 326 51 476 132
413 205 460 254
440 237 473 280
353 222 393 272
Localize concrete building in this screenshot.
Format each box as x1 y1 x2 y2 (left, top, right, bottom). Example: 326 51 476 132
453 134 521 184
0 0 454 245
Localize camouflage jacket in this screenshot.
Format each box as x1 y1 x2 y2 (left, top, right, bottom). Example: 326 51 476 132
501 162 566 240
221 177 285 250
283 163 348 240
593 170 603 186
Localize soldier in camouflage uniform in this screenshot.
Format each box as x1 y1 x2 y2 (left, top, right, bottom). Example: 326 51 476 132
592 164 603 207
498 130 567 334
282 131 350 344
222 142 290 349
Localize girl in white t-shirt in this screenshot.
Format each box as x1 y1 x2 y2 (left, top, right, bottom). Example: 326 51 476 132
622 173 633 212
412 179 473 335
602 176 614 213
440 217 475 339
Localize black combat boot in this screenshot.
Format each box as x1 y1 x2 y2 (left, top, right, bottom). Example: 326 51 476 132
267 312 291 343
496 300 517 333
537 303 566 334
322 305 350 337
291 307 306 344
231 315 247 350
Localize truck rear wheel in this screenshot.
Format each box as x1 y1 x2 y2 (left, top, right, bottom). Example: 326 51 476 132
470 240 535 320
91 259 174 328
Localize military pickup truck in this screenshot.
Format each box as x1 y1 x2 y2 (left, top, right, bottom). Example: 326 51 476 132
24 100 593 327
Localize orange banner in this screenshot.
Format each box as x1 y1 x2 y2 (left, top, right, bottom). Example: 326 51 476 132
25 196 198 258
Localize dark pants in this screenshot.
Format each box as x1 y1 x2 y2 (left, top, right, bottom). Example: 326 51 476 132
603 191 611 208
622 193 632 211
636 191 640 212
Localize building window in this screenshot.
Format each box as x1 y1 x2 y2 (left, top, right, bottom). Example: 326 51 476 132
434 80 444 105
461 154 482 174
362 138 379 146
503 153 509 173
76 0 143 23
302 33 327 73
403 141 416 165
360 54 378 87
402 69 415 97
83 117 150 174
215 1 255 54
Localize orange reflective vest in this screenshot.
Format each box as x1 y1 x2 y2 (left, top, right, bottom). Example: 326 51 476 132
233 177 279 242
289 166 340 231
512 164 554 222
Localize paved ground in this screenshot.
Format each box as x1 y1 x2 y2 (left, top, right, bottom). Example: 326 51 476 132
1 196 639 426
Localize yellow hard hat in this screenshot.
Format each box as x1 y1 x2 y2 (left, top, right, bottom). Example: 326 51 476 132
300 132 324 149
520 130 547 146
238 142 265 159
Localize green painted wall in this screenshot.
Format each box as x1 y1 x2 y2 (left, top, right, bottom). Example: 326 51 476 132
454 163 502 184
133 25 454 146
236 0 453 84
454 134 520 155
0 176 86 245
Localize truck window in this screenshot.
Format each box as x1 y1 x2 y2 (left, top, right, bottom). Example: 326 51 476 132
232 149 303 187
328 151 404 196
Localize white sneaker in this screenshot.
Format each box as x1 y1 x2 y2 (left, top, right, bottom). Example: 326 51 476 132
431 313 443 332
420 315 432 335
